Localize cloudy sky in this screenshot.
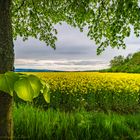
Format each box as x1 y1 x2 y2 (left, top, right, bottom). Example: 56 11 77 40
14 23 140 71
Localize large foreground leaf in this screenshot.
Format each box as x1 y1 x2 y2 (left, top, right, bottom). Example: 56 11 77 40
0 72 50 103
14 75 42 102
28 75 42 98
0 72 19 96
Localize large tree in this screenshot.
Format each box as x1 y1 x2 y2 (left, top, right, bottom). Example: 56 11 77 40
0 0 140 139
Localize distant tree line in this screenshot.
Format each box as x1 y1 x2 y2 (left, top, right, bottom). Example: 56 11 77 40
103 51 140 73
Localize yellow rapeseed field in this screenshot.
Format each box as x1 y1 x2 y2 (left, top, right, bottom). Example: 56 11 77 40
30 72 140 112
32 72 140 94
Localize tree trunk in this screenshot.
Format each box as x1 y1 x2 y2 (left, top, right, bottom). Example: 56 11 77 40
0 0 14 139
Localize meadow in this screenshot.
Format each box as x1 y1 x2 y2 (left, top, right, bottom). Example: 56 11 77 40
14 72 140 139
14 104 140 140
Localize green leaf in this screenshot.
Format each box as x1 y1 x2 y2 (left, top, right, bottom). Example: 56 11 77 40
28 75 42 98
14 77 34 101
14 75 42 101
40 80 50 103
0 71 50 103
43 85 50 103
40 79 47 91
0 72 19 96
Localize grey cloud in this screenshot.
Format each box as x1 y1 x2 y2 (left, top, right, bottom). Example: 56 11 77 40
15 59 109 71
52 60 106 66
14 23 140 70
71 60 106 65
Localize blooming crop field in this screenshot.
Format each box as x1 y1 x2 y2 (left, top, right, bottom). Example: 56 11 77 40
28 72 140 113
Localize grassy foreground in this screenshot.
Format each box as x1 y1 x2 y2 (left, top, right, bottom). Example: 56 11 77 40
14 104 140 140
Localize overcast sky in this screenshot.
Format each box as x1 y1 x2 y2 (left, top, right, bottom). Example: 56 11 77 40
14 23 140 71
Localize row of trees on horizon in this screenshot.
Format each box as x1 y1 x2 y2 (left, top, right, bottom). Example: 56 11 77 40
105 51 140 73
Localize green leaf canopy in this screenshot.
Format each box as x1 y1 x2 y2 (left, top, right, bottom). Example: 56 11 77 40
12 0 140 54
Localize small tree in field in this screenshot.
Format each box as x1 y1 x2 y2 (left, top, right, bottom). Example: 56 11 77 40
0 0 140 139
110 55 125 67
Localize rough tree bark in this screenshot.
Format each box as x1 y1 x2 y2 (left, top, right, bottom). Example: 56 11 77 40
0 0 14 139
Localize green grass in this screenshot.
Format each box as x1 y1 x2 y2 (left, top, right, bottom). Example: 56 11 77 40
13 104 140 140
